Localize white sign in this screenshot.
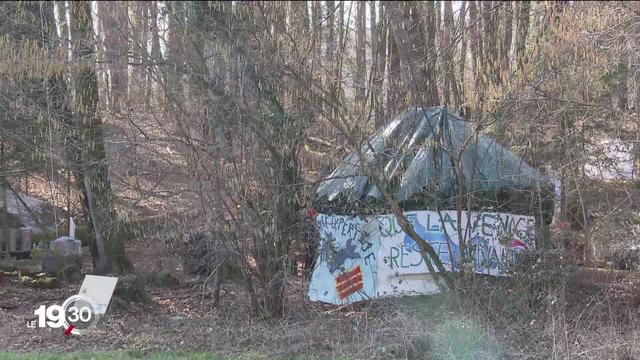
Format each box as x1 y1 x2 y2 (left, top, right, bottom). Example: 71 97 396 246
308 210 536 305
78 275 118 315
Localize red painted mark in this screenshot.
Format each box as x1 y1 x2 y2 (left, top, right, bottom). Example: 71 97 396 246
511 239 529 251
307 208 318 220
335 266 363 300
64 325 74 336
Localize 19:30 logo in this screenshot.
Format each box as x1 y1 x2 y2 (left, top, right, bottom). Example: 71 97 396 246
32 295 100 335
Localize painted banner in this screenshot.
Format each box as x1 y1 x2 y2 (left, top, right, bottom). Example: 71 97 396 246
308 210 536 305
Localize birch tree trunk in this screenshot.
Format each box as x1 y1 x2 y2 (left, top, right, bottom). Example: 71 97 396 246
98 1 129 111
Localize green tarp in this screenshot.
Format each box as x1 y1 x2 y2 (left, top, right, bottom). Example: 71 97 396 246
315 107 554 222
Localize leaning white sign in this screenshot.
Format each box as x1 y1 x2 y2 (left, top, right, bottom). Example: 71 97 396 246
78 275 118 315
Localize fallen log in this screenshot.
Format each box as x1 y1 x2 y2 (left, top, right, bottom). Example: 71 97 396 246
562 265 640 305
566 265 633 288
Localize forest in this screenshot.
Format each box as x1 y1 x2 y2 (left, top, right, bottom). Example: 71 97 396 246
2 1 640 359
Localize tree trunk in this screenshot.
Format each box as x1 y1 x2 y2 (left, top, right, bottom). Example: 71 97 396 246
476 1 484 70
98 1 129 111
47 1 99 269
376 2 388 125
482 1 500 85
114 2 129 111
164 2 184 111
336 1 345 110
435 1 442 63
468 1 483 100
387 20 402 116
370 1 378 123
387 2 439 107
135 2 150 97
458 1 467 103
615 35 628 111
355 1 366 113
311 1 323 115
53 2 70 62
500 2 513 81
69 1 134 275
55 74 100 270
148 1 163 110
515 2 530 72
435 1 444 92
325 0 336 121
443 1 461 106
424 2 440 105
325 0 335 65
291 1 312 130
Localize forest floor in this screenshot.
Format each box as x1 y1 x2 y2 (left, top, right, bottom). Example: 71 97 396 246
2 238 640 359
0 239 504 359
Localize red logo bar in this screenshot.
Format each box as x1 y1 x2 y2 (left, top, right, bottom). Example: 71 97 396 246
335 266 363 300
64 325 74 336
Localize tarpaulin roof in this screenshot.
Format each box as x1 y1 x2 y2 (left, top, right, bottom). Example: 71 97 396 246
315 107 554 219
3 190 55 234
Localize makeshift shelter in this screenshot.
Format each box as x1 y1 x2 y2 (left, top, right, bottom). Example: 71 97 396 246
315 106 554 220
1 190 56 256
308 107 554 304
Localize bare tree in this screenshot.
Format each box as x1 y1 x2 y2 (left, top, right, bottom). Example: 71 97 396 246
370 1 378 123
386 10 402 116
147 1 163 109
468 1 483 101
443 0 461 106
355 1 366 113
482 1 500 85
374 1 387 126
515 2 530 72
99 1 129 111
70 1 134 274
499 2 513 79
387 2 439 107
458 1 467 103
